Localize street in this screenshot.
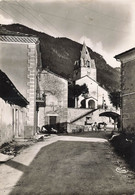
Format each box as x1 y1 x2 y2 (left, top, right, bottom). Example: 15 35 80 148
0 134 135 195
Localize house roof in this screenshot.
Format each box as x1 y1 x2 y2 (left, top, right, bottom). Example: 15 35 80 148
0 35 39 44
70 108 98 123
0 70 29 107
114 48 135 59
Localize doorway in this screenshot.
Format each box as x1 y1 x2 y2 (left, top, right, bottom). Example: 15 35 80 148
49 116 57 125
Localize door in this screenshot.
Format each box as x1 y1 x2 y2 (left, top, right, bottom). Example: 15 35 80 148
49 116 57 125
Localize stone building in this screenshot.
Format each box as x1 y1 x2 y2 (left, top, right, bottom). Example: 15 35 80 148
67 42 115 132
0 70 28 146
115 48 135 133
37 69 68 132
0 35 41 137
73 41 112 109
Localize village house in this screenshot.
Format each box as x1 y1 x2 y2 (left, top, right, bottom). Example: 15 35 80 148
0 35 41 137
37 69 68 132
0 70 28 146
115 48 135 133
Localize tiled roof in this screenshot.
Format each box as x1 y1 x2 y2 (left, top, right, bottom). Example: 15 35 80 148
114 48 135 59
0 70 29 107
0 35 38 43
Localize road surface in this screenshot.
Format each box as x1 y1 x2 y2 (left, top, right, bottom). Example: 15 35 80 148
0 135 135 195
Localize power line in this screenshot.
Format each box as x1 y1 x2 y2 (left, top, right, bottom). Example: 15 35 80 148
24 1 63 37
15 1 61 36
1 1 44 32
34 10 130 34
0 1 132 35
0 6 18 23
14 1 50 33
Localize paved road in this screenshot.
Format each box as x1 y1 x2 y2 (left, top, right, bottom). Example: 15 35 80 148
0 135 135 195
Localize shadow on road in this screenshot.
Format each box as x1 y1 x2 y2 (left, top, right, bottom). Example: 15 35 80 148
5 140 135 195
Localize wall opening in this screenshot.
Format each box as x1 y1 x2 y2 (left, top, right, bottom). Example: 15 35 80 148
88 99 95 109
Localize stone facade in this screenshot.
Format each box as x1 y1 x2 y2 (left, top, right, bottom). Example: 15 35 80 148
73 42 112 110
67 42 115 132
76 76 98 108
115 48 135 133
26 43 39 136
67 108 113 133
38 70 68 131
0 36 41 137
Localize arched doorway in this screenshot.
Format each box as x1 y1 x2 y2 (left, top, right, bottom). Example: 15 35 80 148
88 99 95 109
81 99 86 108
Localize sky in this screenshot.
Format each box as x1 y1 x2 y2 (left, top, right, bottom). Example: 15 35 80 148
0 0 135 68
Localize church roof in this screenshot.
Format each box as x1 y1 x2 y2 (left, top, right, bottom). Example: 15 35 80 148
76 75 99 84
76 75 109 93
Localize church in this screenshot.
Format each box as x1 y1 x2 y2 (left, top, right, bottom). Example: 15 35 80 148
67 42 115 132
72 41 112 110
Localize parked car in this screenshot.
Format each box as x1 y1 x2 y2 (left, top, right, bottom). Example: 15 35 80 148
51 128 58 134
97 122 107 131
40 125 49 134
40 125 58 134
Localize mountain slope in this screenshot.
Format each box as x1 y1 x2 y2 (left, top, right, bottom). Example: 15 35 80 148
0 23 120 92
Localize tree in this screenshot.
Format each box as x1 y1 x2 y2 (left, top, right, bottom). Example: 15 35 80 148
68 83 89 107
74 84 89 98
109 91 121 109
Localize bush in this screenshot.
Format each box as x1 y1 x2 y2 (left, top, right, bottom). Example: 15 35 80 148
110 133 135 170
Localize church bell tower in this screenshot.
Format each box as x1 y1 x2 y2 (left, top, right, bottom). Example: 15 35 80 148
80 41 96 81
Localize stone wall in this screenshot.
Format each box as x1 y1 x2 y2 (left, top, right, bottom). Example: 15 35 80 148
115 49 135 133
0 40 40 138
0 42 28 97
26 43 38 136
68 108 92 122
122 94 135 132
121 59 135 132
67 108 112 133
98 85 112 107
76 76 98 101
38 70 68 131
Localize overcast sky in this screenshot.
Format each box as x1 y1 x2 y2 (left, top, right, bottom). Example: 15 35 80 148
0 0 135 67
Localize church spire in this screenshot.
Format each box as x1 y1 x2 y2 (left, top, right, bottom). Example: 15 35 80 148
73 41 96 81
80 41 91 67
